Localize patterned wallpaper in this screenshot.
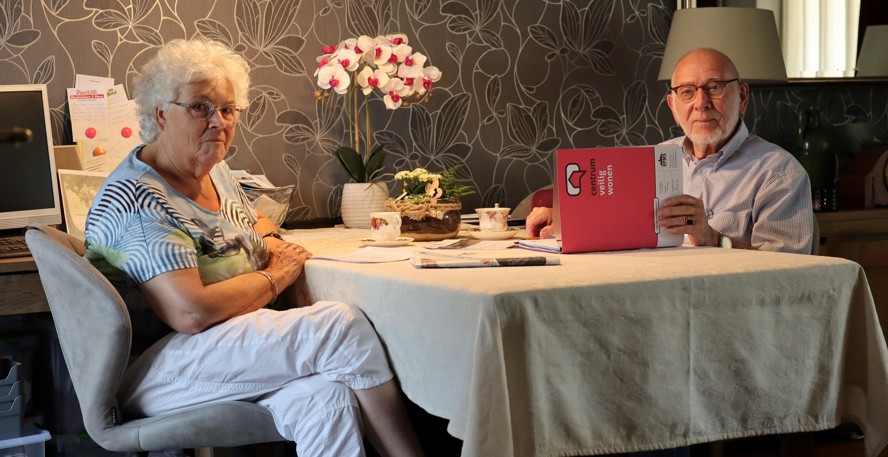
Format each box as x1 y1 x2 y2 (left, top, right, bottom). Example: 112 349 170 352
2 0 887 223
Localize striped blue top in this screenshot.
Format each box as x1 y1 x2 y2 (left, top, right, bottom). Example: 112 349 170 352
663 121 814 254
84 146 268 286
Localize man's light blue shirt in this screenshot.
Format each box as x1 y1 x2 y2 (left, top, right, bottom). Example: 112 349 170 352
663 121 814 254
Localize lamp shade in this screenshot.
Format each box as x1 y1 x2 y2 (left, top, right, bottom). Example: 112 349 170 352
856 25 888 77
658 7 788 84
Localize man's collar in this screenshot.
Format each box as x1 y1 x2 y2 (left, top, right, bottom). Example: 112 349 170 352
718 120 749 164
680 121 748 166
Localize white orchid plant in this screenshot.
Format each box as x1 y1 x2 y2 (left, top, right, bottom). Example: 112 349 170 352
315 34 443 183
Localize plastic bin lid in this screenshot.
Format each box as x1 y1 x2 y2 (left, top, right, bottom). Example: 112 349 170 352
0 396 21 416
0 381 21 402
0 429 51 449
0 359 20 386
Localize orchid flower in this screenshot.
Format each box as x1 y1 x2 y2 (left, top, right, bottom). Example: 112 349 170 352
314 33 443 184
371 43 392 67
391 44 413 64
384 34 409 46
383 89 404 109
356 66 390 96
356 35 376 58
334 48 360 72
339 37 358 51
316 64 350 95
398 54 425 81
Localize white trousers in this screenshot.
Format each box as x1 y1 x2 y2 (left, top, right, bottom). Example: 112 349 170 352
119 301 394 457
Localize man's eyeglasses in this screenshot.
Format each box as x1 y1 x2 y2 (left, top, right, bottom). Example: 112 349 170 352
669 79 739 103
169 101 243 122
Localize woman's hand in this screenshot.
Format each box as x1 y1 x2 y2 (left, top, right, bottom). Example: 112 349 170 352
263 242 312 290
253 210 287 249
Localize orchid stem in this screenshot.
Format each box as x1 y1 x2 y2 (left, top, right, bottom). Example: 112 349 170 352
352 79 359 154
364 95 370 157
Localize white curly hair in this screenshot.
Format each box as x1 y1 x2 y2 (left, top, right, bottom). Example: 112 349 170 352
133 38 251 143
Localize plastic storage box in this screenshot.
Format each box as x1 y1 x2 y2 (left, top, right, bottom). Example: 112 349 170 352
0 359 21 440
0 429 50 457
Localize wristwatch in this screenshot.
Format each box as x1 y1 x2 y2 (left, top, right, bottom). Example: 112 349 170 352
718 233 733 249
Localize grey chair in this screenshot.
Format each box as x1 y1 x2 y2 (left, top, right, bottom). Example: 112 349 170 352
25 224 285 455
811 211 821 255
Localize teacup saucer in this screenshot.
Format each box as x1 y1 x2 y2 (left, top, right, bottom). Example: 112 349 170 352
465 227 519 240
360 237 414 247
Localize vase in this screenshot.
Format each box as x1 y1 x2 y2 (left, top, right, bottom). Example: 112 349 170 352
794 105 839 212
340 182 389 229
384 198 462 241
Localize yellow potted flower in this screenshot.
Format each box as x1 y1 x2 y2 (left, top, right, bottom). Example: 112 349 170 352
385 166 475 240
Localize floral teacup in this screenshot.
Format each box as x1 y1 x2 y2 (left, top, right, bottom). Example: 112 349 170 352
369 211 402 241
475 206 510 232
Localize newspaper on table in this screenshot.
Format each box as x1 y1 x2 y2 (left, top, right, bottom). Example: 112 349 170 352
410 249 559 268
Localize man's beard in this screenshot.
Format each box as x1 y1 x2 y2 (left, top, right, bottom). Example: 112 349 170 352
686 109 739 147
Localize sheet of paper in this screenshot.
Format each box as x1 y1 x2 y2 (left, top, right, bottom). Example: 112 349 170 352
75 74 114 89
311 246 413 263
516 238 562 253
107 84 140 143
425 239 518 250
233 172 276 188
78 137 137 173
68 87 110 141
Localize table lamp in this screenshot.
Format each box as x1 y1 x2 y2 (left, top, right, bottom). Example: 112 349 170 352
856 25 888 77
657 7 788 84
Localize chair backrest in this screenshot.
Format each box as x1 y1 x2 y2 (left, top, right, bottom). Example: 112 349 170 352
811 211 820 255
26 225 133 443
26 225 284 452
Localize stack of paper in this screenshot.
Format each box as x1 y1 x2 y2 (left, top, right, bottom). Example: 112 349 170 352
516 238 562 253
232 171 294 226
66 74 141 173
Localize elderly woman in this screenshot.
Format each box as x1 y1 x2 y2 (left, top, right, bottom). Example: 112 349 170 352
83 38 423 457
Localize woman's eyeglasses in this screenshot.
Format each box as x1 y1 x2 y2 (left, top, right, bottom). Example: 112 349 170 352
669 79 739 103
169 101 243 122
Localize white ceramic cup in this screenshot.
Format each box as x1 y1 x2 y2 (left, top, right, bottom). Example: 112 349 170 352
369 211 402 241
476 207 511 232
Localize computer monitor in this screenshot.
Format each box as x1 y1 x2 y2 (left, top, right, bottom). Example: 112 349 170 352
0 84 62 230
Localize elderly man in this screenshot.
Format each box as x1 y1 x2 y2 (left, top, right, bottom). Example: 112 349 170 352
528 47 814 254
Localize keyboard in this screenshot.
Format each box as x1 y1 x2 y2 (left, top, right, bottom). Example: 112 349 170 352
0 235 30 259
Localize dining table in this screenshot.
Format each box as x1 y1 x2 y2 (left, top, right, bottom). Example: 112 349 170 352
282 226 888 457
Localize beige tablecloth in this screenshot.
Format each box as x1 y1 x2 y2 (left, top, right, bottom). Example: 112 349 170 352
284 227 888 457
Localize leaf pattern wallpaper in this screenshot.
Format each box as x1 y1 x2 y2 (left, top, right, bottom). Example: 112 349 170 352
2 0 887 223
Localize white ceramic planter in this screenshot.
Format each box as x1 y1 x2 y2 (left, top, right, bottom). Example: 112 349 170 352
340 182 389 229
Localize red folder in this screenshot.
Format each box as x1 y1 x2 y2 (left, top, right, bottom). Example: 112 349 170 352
553 145 684 253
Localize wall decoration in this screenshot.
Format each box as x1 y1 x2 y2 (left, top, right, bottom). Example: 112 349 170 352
2 0 886 223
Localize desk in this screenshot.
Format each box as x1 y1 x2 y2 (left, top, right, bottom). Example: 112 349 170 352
285 228 888 457
0 257 48 316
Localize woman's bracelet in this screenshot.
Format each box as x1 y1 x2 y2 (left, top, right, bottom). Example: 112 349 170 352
256 270 278 300
261 230 283 241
